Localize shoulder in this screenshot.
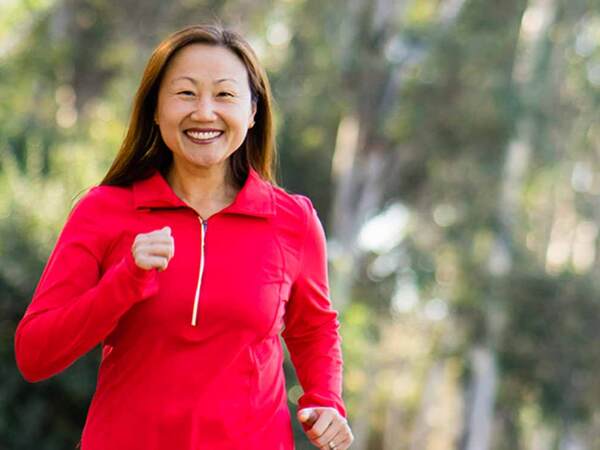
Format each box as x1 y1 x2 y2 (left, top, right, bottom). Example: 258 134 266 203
64 184 135 242
268 184 328 251
52 184 135 261
270 184 316 229
70 184 134 219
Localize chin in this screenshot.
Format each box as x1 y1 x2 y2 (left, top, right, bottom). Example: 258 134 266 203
187 156 228 169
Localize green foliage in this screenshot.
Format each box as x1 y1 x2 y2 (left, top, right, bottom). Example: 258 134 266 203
3 0 600 448
500 270 600 422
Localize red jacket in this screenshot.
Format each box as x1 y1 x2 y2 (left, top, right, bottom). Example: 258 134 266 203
14 168 345 449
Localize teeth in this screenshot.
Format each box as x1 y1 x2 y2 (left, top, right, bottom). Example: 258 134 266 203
186 130 222 140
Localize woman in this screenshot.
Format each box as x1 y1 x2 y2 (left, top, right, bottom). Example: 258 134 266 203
14 24 353 450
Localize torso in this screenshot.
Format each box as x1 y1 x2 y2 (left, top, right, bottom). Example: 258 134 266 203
81 170 311 450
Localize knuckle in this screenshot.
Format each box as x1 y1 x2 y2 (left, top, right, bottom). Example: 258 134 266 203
314 437 326 446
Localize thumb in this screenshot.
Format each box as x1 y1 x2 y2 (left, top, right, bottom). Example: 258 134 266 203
297 408 318 427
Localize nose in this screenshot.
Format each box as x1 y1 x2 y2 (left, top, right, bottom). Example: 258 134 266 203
190 96 218 121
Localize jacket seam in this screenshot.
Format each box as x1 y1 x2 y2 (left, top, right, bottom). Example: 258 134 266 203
293 200 312 285
259 225 287 341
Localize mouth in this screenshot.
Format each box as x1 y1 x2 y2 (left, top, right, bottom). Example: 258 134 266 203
184 129 224 144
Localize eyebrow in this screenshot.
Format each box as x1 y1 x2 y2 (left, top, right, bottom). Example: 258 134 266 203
170 76 240 85
216 78 239 84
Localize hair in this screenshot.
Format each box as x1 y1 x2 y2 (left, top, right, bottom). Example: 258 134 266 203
100 24 277 187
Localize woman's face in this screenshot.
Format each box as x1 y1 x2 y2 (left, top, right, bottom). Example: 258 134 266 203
155 43 257 173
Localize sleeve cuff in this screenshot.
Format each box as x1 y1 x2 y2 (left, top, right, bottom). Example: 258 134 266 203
122 251 159 299
298 394 347 419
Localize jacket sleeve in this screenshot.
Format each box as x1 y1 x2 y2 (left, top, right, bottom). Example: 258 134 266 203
14 187 159 383
281 197 346 418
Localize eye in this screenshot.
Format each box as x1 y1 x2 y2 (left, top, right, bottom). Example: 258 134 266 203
217 91 235 98
177 90 195 97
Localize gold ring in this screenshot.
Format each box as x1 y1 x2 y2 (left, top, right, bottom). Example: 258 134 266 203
328 442 337 450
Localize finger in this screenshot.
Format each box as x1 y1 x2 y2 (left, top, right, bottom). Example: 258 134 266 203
135 233 174 249
298 408 319 428
326 426 354 450
314 417 350 448
133 246 173 264
307 409 336 440
154 256 170 271
137 255 169 271
138 226 172 240
336 432 354 450
146 239 175 257
140 242 175 259
145 230 173 243
316 442 335 450
155 226 172 235
315 434 350 450
314 422 343 448
133 233 157 246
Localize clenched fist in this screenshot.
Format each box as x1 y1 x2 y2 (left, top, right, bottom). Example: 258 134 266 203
131 226 175 271
298 408 354 450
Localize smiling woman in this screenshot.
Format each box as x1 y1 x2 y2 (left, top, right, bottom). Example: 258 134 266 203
14 24 353 450
100 25 274 190
155 44 257 202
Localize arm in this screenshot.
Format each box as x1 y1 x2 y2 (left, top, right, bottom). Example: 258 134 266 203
14 188 158 382
281 197 346 418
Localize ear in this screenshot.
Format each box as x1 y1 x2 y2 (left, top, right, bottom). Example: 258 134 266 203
248 101 257 129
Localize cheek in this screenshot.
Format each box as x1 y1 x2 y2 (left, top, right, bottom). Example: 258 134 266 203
158 101 188 124
228 109 254 131
222 101 253 123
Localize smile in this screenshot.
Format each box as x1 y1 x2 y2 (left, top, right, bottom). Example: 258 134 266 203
185 130 224 143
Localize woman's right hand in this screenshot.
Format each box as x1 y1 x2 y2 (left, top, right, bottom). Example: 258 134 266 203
131 226 175 271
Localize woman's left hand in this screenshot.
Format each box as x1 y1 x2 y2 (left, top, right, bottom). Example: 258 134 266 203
298 407 354 449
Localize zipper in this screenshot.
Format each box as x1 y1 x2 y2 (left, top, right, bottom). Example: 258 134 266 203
191 217 208 326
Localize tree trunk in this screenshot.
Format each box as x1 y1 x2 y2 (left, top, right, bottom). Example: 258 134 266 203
408 360 446 450
351 359 379 450
382 380 404 450
459 1 558 448
462 346 498 450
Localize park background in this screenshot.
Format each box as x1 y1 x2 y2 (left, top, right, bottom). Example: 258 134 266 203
1 0 600 449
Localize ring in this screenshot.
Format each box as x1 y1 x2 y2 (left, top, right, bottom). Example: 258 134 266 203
328 441 337 450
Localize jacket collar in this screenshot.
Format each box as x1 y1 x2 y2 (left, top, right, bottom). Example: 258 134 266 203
132 167 276 218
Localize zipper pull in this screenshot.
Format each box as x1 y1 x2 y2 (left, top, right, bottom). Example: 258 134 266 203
192 216 208 327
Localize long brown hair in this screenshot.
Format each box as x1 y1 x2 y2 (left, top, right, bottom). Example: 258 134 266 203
101 24 277 187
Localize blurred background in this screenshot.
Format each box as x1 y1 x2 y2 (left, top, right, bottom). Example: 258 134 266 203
1 0 600 449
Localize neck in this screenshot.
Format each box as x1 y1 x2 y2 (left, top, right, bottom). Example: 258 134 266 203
166 161 238 209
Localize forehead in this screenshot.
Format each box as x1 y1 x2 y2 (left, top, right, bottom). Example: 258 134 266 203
163 43 250 84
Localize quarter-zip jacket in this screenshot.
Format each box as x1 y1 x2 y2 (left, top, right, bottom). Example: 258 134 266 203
14 168 345 450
